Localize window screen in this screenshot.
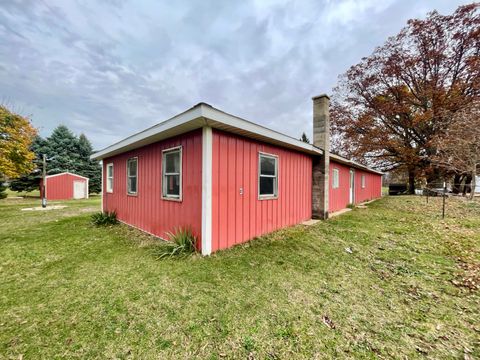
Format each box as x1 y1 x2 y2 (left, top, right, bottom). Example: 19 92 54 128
259 153 278 198
163 147 182 199
106 163 113 192
361 174 366 188
127 158 137 194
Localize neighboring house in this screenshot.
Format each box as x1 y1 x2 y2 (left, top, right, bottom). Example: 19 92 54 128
91 95 382 255
40 172 89 200
476 176 480 193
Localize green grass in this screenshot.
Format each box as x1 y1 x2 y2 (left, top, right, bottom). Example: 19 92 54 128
0 195 479 359
4 188 41 198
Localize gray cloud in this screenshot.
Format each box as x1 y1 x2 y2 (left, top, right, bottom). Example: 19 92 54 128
0 0 471 149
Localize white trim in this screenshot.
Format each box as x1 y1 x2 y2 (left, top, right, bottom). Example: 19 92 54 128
126 157 138 196
349 169 355 204
201 126 213 256
258 152 279 200
45 172 89 180
86 178 89 199
332 168 340 189
91 103 323 160
100 160 103 211
106 163 114 193
161 146 183 201
330 153 383 175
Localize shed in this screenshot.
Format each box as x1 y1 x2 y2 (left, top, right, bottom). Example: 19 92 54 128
40 172 89 200
91 96 383 255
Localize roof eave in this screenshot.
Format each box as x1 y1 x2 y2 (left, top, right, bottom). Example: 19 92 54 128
91 103 322 160
329 153 384 175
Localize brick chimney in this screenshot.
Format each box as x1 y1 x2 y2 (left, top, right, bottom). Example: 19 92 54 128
312 94 330 219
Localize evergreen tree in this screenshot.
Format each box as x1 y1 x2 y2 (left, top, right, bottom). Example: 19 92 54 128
76 134 101 193
9 136 47 192
9 126 101 194
300 132 310 143
46 125 82 174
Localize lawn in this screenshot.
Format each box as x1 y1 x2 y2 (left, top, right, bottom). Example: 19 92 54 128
0 195 479 359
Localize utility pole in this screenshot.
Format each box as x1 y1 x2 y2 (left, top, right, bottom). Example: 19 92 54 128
42 154 47 208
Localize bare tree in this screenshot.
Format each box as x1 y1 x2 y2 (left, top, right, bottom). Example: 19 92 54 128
431 101 480 199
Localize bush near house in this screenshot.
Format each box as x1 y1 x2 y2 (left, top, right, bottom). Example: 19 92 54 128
0 196 479 358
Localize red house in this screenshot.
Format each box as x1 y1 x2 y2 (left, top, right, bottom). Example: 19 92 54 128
92 95 382 255
40 172 89 200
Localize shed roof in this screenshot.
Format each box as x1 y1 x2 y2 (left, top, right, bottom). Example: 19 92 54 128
45 172 89 180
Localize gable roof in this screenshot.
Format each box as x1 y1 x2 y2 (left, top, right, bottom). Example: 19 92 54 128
91 103 323 160
91 102 382 175
45 172 89 180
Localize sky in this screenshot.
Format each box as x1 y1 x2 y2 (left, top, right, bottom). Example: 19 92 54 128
0 0 473 150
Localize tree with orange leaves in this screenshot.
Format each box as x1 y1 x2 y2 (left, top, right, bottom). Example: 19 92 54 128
331 4 480 193
0 105 37 191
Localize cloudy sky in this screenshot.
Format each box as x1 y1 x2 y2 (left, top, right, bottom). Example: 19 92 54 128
0 0 472 150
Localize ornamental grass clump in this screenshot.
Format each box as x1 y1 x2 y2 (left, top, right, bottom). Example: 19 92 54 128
154 227 198 259
91 211 118 226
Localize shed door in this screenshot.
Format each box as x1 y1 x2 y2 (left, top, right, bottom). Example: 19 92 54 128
73 181 86 199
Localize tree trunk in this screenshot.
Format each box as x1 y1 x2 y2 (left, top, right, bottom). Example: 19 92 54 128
470 166 476 200
463 174 472 196
452 174 462 194
408 169 415 194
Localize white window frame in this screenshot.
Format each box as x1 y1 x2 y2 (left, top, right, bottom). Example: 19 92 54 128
126 157 138 195
106 163 114 193
332 168 340 189
162 146 182 201
258 152 278 200
361 174 366 189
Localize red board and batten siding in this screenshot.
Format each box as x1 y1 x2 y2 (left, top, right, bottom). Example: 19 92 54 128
329 160 382 213
102 129 203 242
211 129 312 252
355 169 382 204
40 173 87 200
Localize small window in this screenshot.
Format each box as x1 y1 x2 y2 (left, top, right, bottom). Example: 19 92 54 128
332 168 339 189
106 163 113 193
259 153 278 198
361 174 366 189
162 147 182 200
127 158 138 195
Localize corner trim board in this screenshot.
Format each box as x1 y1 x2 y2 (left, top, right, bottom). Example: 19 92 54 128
201 126 213 255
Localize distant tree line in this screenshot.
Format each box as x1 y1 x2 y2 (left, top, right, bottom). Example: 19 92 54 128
10 125 101 194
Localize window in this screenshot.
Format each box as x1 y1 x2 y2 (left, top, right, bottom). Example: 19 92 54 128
258 153 278 198
127 158 138 195
332 168 339 189
106 163 113 193
361 174 366 189
162 147 182 200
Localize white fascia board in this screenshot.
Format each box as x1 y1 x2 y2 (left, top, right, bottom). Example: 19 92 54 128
201 105 323 156
330 154 384 175
91 105 204 160
91 103 322 160
45 172 89 180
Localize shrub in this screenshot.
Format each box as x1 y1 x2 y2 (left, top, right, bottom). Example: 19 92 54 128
153 227 198 259
91 211 118 226
0 183 7 199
